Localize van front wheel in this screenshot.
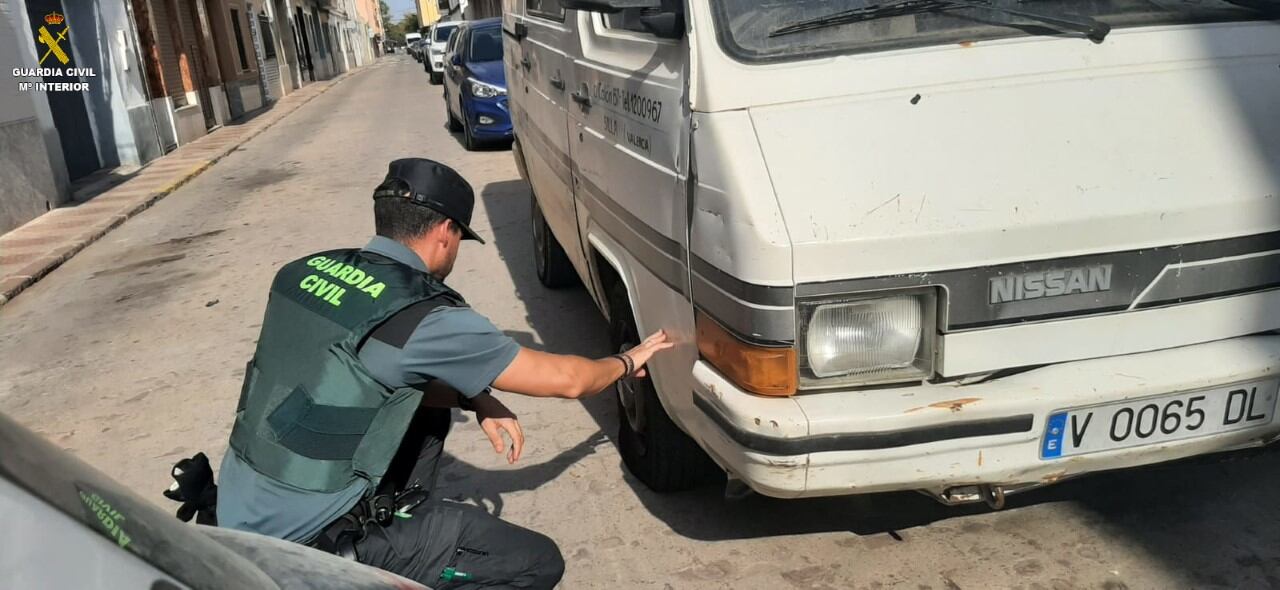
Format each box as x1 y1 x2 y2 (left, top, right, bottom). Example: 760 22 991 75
608 282 720 492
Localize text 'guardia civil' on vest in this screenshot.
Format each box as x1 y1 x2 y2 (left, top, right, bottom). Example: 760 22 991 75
299 256 387 306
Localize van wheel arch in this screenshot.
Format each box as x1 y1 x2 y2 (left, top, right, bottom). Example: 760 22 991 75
591 247 721 492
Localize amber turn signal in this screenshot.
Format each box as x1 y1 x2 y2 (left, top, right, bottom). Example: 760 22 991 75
696 311 798 396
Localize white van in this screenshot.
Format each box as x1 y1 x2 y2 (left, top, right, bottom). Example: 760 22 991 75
502 0 1280 504
404 31 424 58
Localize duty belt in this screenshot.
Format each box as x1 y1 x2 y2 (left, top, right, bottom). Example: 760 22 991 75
310 485 430 560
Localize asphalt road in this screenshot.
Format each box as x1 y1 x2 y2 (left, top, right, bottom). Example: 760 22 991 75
2 55 1278 590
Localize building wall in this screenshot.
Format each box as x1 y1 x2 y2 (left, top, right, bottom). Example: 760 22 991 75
62 0 163 170
206 0 263 118
2 0 71 206
415 0 438 27
267 0 300 93
451 0 499 20
174 0 203 91
208 0 258 83
352 0 378 36
246 7 281 101
351 0 380 61
465 0 499 19
148 0 188 102
0 3 63 233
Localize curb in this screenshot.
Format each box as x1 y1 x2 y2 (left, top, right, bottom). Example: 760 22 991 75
0 68 364 308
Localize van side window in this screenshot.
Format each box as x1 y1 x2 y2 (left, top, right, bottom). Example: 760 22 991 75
603 8 658 34
528 0 564 21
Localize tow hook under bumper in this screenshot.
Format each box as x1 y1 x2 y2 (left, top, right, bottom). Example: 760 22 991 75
922 482 1052 510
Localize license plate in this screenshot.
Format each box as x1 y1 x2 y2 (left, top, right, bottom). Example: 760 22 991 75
1041 379 1279 459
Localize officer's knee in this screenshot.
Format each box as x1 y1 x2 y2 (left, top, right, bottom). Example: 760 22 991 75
525 531 565 589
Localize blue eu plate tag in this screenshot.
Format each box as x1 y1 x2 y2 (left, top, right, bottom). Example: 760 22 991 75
1041 412 1067 459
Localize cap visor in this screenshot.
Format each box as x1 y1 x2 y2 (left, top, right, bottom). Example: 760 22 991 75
458 222 486 244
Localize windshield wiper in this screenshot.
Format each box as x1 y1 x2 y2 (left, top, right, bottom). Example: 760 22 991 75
769 0 1111 43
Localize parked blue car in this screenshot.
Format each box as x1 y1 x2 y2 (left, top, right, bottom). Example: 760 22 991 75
443 18 512 150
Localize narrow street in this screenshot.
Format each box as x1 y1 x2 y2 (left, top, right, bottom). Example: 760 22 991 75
2 55 1278 589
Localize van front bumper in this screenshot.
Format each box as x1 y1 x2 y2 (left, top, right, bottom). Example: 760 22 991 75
689 335 1280 498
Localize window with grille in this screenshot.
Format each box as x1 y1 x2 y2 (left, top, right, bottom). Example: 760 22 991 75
258 15 276 59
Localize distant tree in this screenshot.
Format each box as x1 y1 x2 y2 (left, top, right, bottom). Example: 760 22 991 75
379 0 390 24
384 13 422 43
401 13 421 35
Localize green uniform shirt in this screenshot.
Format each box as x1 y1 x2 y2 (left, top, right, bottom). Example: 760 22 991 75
216 237 519 543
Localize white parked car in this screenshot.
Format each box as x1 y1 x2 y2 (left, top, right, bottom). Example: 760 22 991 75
503 0 1280 506
426 21 462 85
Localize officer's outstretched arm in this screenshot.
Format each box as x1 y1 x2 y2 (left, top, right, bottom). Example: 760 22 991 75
493 330 673 399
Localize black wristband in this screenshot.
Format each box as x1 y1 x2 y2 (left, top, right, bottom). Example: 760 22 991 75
611 354 634 378
457 392 476 412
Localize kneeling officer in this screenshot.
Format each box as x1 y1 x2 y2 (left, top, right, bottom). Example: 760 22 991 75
217 158 672 588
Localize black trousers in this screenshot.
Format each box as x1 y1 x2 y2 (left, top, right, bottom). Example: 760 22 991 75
352 408 565 589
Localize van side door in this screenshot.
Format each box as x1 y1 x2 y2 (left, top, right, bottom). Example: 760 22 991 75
506 0 593 285
566 8 692 404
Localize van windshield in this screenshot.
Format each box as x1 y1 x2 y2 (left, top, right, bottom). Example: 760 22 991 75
435 25 456 42
711 0 1274 62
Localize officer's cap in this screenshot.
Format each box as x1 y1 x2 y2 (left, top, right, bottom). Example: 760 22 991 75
373 158 484 244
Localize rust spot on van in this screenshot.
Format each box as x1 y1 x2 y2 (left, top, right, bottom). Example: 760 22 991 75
978 451 984 467
1042 470 1068 484
959 40 975 47
905 397 981 413
933 397 981 413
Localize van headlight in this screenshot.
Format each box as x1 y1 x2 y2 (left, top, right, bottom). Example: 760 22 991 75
469 78 506 98
798 289 937 388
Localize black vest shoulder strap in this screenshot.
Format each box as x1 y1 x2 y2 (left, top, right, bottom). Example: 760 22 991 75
367 299 453 348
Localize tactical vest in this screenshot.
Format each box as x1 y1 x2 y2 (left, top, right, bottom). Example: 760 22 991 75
228 248 463 493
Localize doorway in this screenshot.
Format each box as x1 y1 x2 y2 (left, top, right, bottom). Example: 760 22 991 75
184 0 217 129
294 7 314 82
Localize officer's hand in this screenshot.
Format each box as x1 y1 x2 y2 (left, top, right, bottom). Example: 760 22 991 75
473 394 524 464
622 330 675 378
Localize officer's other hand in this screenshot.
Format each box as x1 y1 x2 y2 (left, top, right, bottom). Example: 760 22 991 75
474 393 524 464
623 330 675 378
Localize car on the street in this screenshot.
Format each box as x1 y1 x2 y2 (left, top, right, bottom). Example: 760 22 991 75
442 18 511 150
404 32 424 61
504 0 1280 506
0 411 427 589
425 20 461 84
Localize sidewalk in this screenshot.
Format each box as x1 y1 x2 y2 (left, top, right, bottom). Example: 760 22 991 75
0 71 359 306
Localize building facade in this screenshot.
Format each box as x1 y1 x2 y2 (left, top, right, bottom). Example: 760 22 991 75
414 0 437 28
446 0 497 20
0 0 384 235
2 0 165 232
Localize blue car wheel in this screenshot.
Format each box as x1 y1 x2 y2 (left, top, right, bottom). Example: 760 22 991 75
463 107 480 151
446 93 462 132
